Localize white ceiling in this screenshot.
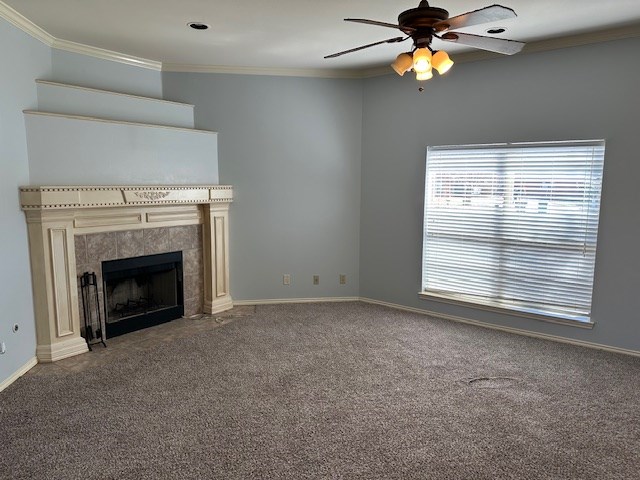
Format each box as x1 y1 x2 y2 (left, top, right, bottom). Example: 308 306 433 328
5 0 640 72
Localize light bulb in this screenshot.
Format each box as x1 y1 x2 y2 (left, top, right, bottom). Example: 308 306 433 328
412 48 432 74
391 53 413 76
432 50 454 75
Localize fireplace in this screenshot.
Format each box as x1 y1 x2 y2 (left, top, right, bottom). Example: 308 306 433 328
20 185 233 362
102 251 184 338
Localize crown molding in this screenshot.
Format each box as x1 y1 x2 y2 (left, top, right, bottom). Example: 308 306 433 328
0 1 54 45
361 23 640 78
183 23 640 78
1 0 639 79
449 23 640 66
51 38 162 71
0 0 161 71
161 63 364 79
523 23 640 54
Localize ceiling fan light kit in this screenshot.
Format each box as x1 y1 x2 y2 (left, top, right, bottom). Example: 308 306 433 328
432 50 454 75
416 70 434 81
325 1 525 88
412 48 432 73
391 52 414 76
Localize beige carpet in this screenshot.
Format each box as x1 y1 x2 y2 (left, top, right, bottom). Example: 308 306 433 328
1 302 639 479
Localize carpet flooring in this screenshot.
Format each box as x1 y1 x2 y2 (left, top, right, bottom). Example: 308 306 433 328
1 302 639 479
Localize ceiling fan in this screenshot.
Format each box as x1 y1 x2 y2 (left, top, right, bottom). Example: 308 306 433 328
325 1 525 84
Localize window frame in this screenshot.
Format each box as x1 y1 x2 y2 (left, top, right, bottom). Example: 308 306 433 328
419 140 605 328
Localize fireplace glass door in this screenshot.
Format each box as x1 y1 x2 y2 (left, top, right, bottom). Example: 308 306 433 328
102 251 184 337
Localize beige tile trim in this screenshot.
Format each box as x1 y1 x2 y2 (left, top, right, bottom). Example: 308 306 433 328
0 357 38 393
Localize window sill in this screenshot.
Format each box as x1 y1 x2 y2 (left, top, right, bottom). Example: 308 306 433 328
417 292 595 330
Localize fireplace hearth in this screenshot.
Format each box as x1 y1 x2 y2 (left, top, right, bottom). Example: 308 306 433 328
102 251 184 338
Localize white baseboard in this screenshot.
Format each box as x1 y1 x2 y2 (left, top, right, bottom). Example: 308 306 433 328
234 297 359 306
0 356 38 393
360 297 640 358
233 296 640 356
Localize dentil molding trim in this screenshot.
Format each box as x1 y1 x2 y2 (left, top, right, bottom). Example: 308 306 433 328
20 185 233 210
1 0 640 78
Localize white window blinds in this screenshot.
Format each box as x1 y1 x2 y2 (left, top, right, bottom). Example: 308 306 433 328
422 140 605 322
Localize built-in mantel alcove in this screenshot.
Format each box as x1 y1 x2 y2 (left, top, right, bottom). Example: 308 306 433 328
20 185 233 362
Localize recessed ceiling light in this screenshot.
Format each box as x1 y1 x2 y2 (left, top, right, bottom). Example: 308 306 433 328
486 27 506 34
188 22 210 31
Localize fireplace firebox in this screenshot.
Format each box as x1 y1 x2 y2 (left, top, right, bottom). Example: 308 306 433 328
102 251 184 338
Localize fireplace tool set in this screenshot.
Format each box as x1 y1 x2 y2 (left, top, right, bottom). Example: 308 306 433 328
80 271 107 350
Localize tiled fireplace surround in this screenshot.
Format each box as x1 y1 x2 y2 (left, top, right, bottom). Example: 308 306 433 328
20 185 233 363
75 224 205 326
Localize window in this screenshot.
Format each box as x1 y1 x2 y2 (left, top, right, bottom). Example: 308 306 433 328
421 140 605 323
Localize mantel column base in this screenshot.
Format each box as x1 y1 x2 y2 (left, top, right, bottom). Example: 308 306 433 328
36 336 89 363
204 295 234 315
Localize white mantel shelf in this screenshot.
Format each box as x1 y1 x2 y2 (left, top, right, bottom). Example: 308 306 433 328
20 184 233 363
20 185 233 210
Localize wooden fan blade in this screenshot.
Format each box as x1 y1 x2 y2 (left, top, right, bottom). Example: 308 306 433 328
434 5 517 33
324 36 407 59
345 18 415 34
440 32 524 55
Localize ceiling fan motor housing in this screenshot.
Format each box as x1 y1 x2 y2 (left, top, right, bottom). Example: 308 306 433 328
398 1 450 48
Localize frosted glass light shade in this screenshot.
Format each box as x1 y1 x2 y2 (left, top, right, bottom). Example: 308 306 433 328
412 48 432 73
416 69 433 81
432 50 454 75
391 53 413 76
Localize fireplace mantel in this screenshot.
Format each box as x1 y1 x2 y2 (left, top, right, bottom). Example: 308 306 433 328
20 185 233 362
20 185 233 210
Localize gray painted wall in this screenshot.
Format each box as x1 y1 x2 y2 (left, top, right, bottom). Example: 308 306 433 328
0 19 52 385
26 113 218 185
0 23 172 388
360 37 640 351
32 52 218 186
36 80 195 128
51 49 163 98
162 73 362 301
3 14 638 392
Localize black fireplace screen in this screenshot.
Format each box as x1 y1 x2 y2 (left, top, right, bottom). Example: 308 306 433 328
102 251 184 338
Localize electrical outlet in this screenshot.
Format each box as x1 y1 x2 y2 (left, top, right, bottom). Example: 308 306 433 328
339 274 347 285
313 275 319 285
283 274 291 285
